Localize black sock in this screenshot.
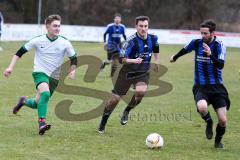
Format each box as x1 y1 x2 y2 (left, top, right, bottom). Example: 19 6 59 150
124 106 133 112
215 123 226 143
124 95 142 112
201 112 213 124
100 108 112 127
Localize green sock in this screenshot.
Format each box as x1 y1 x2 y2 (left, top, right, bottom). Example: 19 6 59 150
37 91 50 119
25 98 37 109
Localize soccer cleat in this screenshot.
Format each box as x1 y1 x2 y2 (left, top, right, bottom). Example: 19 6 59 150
120 110 129 125
214 142 224 149
13 96 26 114
97 122 105 134
38 118 51 135
39 124 51 135
205 121 213 139
100 61 106 70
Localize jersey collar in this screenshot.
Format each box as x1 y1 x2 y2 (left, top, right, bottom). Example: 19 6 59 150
208 36 217 45
136 32 149 41
46 34 59 42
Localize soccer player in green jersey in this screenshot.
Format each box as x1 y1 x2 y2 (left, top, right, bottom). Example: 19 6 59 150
3 14 78 135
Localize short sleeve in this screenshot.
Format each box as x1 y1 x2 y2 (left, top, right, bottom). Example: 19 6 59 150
121 40 134 58
65 41 76 57
217 42 226 61
23 37 38 51
184 39 196 53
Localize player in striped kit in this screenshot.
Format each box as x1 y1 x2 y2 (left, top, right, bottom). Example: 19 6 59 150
98 16 160 134
170 19 230 149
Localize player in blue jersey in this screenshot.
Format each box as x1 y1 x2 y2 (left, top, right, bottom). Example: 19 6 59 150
170 19 230 149
0 11 3 51
100 13 127 77
98 16 160 134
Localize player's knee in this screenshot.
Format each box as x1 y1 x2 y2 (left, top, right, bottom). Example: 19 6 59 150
218 116 227 126
197 100 208 113
135 90 146 98
198 107 208 114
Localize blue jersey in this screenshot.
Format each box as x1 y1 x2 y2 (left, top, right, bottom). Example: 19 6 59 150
184 37 226 85
104 23 126 53
121 33 159 72
0 12 3 36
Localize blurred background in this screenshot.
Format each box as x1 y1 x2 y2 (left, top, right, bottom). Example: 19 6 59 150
1 0 240 32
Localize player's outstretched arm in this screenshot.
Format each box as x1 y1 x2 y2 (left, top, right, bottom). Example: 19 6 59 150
170 48 188 63
3 46 28 78
3 55 20 78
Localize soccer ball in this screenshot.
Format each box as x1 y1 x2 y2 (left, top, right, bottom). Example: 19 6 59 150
145 133 164 149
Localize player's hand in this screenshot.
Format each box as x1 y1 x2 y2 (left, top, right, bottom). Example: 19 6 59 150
3 68 12 78
67 69 76 79
203 43 211 56
135 58 143 64
153 63 160 72
170 55 176 63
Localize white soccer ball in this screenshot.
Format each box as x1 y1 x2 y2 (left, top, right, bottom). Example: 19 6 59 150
145 133 164 149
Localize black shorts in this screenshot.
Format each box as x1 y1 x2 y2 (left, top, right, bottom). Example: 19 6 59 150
192 84 230 110
112 68 150 96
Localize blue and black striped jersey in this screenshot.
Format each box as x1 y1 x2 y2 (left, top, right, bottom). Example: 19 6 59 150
121 33 159 72
184 36 226 85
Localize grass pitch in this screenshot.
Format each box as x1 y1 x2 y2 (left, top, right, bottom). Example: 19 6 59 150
0 41 239 160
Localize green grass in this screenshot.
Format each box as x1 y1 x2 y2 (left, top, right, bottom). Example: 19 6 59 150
0 41 239 160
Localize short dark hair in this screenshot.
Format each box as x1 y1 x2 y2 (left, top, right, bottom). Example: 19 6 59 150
200 19 216 33
135 16 150 25
45 14 61 25
114 13 122 18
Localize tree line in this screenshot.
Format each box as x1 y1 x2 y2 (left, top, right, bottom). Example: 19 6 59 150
1 0 240 32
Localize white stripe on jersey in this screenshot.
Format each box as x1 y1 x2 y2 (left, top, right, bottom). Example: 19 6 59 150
126 34 136 42
105 23 114 32
119 24 125 28
120 34 136 57
111 33 122 38
106 23 125 31
216 39 226 60
184 40 193 49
